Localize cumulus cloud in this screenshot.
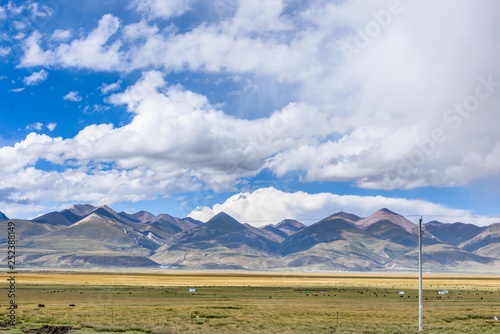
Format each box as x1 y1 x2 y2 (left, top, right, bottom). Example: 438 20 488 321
0 129 204 212
100 71 340 188
0 70 338 209
19 31 51 66
23 69 48 85
0 166 202 217
63 91 82 102
20 14 122 70
0 133 60 173
188 187 486 226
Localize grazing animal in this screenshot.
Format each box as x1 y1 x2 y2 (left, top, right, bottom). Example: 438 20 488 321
38 304 45 307
69 304 75 307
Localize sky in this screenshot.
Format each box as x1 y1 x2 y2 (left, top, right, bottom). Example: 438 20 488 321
1 0 500 226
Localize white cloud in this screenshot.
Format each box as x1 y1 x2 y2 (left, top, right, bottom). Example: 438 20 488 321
12 20 27 30
63 91 82 102
9 88 25 93
1 1 52 19
83 104 110 113
100 80 121 94
1 203 48 221
188 187 484 226
47 123 57 131
0 133 60 174
19 31 51 66
26 2 54 19
50 29 72 41
128 0 194 20
25 122 44 131
0 46 10 57
231 0 291 33
23 69 48 85
122 19 158 40
13 32 25 40
0 70 338 209
99 71 340 189
0 164 202 217
20 14 122 70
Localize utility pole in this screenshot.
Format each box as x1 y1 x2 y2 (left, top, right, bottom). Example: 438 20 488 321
419 215 423 331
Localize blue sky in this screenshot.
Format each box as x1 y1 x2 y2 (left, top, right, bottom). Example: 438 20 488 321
1 0 500 226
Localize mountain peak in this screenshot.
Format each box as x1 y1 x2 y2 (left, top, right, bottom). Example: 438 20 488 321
327 211 362 222
68 204 96 216
211 212 233 219
152 213 200 231
425 220 447 228
273 219 306 236
356 208 417 234
275 219 305 229
128 210 156 223
377 208 397 215
204 212 246 232
0 211 9 222
100 205 118 215
156 213 175 220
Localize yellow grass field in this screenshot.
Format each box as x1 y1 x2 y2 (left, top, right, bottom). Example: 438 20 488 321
1 270 500 333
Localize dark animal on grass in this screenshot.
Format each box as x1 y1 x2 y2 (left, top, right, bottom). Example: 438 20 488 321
69 304 75 307
38 304 45 307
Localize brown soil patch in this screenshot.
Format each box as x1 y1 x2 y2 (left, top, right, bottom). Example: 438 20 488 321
23 325 73 334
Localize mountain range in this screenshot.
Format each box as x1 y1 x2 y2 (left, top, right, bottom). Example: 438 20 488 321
1 206 499 272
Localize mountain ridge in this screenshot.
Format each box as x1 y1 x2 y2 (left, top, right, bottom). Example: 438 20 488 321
1 204 499 272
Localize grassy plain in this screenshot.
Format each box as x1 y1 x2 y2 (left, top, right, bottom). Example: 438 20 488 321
0 270 499 333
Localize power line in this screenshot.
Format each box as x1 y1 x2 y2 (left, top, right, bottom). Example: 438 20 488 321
404 214 500 218
237 214 500 224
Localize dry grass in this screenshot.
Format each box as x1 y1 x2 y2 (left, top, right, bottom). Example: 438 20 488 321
1 270 499 333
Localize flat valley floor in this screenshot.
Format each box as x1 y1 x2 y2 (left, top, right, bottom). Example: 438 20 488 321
1 270 500 333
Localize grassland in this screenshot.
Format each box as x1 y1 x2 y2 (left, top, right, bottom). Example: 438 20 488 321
1 270 499 333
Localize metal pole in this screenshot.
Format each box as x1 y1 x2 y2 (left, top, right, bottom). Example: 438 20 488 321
419 216 423 331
